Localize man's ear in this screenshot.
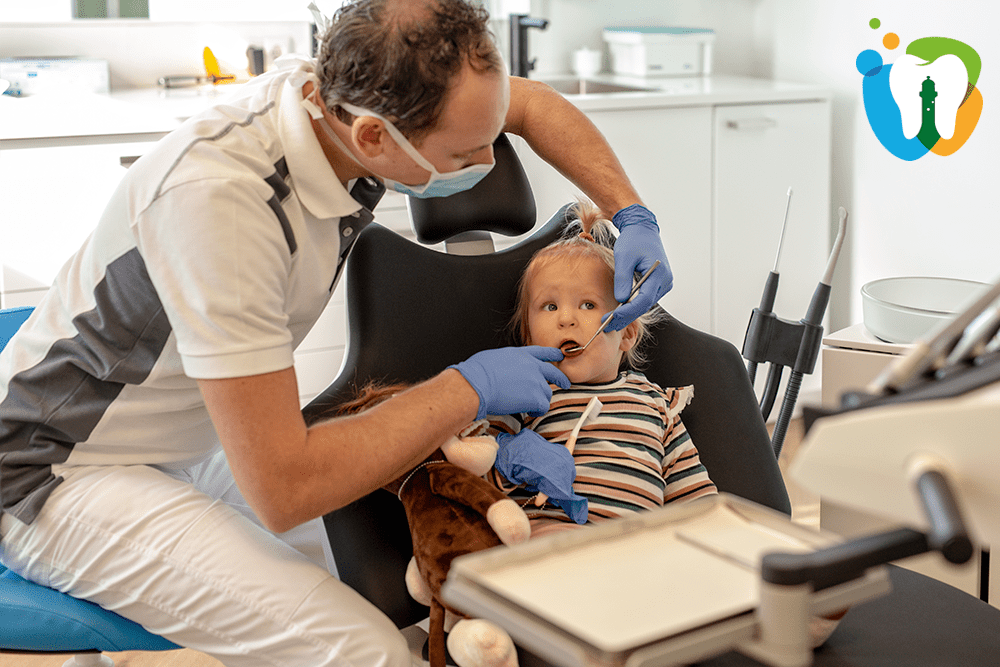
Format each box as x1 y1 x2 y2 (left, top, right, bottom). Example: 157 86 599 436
351 117 387 158
619 321 640 353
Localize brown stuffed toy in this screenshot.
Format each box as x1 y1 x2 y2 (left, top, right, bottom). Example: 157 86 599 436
335 383 529 667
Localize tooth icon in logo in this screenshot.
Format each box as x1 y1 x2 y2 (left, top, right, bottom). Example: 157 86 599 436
889 53 968 144
858 30 982 160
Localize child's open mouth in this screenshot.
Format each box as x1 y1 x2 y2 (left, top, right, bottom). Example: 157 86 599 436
560 340 584 358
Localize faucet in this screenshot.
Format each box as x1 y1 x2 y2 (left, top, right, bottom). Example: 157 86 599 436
509 14 549 78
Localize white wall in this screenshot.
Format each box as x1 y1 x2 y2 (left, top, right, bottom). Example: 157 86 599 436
0 21 311 90
0 0 314 90
0 0 315 21
759 0 999 328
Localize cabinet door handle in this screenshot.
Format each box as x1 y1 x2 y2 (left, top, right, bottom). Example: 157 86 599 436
725 118 778 131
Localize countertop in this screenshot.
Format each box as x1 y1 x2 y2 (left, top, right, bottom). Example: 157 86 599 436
0 74 831 149
536 73 831 111
0 84 245 148
823 323 914 355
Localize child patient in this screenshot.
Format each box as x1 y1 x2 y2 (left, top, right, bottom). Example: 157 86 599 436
488 201 717 536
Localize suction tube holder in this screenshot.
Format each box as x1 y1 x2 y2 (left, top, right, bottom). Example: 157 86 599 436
743 207 848 457
908 454 974 564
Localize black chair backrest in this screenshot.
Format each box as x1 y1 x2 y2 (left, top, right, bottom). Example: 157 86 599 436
302 144 790 630
302 210 567 629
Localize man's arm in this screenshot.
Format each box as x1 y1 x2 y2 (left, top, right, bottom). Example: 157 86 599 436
504 76 643 216
198 346 567 534
199 367 480 534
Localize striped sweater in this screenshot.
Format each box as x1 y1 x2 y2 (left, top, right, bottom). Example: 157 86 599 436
488 372 717 525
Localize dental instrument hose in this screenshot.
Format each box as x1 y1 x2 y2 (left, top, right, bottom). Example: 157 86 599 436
759 363 783 422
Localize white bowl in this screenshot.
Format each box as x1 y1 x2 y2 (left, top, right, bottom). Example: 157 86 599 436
861 276 988 344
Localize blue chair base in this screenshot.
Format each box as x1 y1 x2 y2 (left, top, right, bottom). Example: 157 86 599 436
0 305 33 350
0 564 179 658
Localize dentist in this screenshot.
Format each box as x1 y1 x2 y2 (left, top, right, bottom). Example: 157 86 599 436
0 1 670 665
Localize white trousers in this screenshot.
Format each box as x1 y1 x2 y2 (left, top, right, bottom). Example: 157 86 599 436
0 463 411 667
180 449 339 578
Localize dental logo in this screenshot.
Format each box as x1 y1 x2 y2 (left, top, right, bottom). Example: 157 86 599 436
856 18 982 161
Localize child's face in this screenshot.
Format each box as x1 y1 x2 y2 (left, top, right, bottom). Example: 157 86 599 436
525 254 638 384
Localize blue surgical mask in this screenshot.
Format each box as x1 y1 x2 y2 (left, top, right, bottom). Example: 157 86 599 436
303 91 494 199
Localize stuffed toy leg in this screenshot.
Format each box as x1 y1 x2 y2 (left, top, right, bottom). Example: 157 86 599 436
383 436 529 667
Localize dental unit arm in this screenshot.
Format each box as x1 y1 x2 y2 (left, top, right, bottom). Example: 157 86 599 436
759 274 1000 667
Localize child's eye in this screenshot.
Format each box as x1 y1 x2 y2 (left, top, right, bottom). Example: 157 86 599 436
581 302 596 310
543 303 558 312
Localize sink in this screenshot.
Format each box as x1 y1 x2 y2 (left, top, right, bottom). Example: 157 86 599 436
538 78 656 95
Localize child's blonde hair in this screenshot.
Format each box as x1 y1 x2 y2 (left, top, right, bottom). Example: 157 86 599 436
511 200 664 369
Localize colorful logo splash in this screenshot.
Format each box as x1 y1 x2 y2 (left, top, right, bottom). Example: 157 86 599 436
857 18 982 160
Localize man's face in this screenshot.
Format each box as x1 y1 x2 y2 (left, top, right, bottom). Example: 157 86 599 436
525 254 637 384
379 63 510 186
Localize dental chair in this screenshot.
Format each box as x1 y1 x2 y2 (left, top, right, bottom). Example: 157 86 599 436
300 134 791 663
302 137 1000 667
0 306 181 666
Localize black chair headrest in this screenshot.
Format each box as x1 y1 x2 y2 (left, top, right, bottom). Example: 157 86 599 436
406 133 537 245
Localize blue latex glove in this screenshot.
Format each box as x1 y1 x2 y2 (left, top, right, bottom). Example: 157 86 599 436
450 346 570 420
605 204 673 331
495 430 589 525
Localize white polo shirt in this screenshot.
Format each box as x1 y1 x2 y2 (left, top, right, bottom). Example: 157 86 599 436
0 59 382 526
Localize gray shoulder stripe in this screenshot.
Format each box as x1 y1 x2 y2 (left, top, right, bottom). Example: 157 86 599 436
0 247 172 525
265 158 291 202
154 101 277 201
265 158 295 254
274 156 289 181
267 195 297 255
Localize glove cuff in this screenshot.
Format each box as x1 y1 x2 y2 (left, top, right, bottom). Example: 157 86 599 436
447 363 487 421
612 203 658 231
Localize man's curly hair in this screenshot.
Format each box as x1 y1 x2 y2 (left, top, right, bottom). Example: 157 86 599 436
315 0 503 141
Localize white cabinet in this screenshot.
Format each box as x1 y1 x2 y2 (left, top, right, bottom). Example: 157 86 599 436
713 101 832 349
514 94 832 363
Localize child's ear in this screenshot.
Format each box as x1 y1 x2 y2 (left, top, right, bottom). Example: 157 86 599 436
619 321 640 353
